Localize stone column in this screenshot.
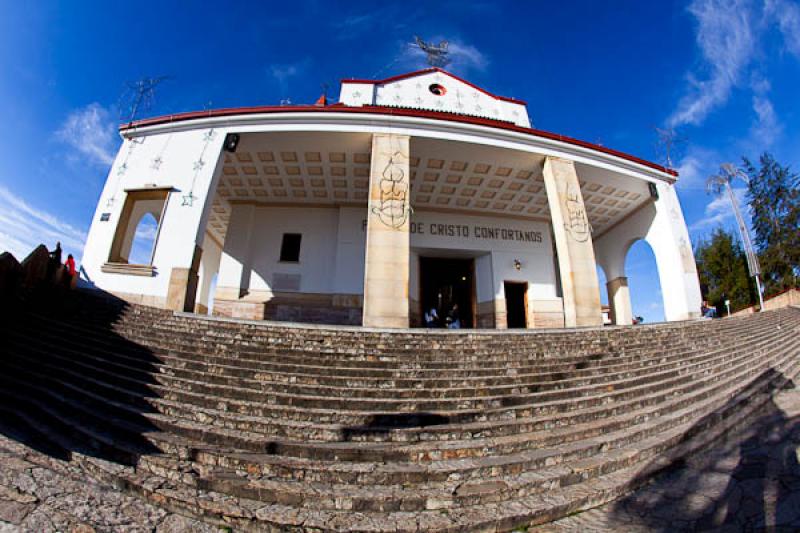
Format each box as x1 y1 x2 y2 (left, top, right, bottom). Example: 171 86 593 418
362 134 411 328
607 276 633 325
542 157 603 327
166 244 202 312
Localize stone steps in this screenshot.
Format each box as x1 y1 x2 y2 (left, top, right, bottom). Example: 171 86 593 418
1 314 796 469
1 292 797 532
9 317 786 407
4 335 797 516
45 291 773 358
16 308 783 380
3 321 795 531
3 316 792 443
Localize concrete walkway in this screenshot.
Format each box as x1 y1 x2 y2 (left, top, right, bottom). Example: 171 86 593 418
0 387 799 532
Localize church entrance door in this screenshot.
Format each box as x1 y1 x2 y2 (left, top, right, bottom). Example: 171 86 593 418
419 257 475 328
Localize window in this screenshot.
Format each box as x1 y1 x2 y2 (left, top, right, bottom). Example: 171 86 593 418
108 188 169 265
429 83 446 96
102 187 170 277
279 233 302 262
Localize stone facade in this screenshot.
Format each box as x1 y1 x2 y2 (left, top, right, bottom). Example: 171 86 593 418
542 157 603 327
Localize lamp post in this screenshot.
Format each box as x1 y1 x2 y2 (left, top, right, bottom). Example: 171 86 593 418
706 163 765 311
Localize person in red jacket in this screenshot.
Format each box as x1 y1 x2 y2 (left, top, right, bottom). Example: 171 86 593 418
64 254 76 287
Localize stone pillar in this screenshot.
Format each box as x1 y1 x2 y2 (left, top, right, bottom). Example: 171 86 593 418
607 276 633 325
542 157 603 327
167 244 202 312
362 134 411 328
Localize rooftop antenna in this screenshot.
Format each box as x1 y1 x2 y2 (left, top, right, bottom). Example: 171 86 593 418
121 76 169 128
413 36 451 68
655 126 687 169
706 163 764 311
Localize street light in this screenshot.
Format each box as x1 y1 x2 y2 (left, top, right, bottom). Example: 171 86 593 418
706 163 765 311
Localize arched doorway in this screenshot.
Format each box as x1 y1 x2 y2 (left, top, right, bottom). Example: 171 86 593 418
596 264 611 325
624 240 665 324
127 212 159 265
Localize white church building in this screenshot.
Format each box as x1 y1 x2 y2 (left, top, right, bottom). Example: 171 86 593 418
80 68 702 329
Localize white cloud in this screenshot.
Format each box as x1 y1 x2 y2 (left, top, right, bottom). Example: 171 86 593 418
270 64 300 85
668 0 757 127
56 103 118 166
675 146 720 190
750 94 782 146
269 60 310 95
690 186 749 231
767 0 800 56
0 186 87 261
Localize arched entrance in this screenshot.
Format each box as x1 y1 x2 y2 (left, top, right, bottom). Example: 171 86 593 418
625 240 666 324
127 212 159 265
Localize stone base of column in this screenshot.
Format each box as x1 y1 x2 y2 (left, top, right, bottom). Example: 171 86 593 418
166 245 201 312
607 276 633 325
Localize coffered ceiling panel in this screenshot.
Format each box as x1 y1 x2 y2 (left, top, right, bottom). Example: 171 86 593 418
205 133 653 246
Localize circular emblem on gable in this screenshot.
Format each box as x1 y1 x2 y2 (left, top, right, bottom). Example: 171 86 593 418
428 83 447 96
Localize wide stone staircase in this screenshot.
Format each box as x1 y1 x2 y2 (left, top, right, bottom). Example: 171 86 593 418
0 290 798 532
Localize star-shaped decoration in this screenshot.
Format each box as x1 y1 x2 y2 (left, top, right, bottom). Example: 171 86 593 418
116 163 128 176
106 197 115 207
203 129 217 142
475 105 482 112
414 96 423 105
151 156 163 170
182 192 197 206
193 159 205 172
352 90 362 98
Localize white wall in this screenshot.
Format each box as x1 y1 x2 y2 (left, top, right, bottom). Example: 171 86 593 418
218 206 342 295
81 128 226 299
217 206 558 303
340 71 530 127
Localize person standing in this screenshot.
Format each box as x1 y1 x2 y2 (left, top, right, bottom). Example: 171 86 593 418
447 304 461 329
64 254 76 287
424 307 439 328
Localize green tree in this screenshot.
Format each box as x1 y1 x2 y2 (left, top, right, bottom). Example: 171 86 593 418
695 228 755 312
742 153 800 294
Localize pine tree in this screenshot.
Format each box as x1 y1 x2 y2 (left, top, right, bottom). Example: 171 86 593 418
695 228 755 313
742 153 800 294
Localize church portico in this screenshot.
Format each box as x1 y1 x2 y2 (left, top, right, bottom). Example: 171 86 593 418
80 67 701 328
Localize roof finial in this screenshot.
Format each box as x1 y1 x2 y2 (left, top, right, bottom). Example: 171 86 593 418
413 36 450 68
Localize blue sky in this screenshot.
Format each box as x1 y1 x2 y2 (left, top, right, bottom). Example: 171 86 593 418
2 0 799 321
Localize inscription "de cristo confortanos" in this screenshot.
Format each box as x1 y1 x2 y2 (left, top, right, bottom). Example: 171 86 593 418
362 220 543 243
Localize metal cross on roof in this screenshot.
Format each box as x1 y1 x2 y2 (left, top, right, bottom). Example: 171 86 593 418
413 36 451 68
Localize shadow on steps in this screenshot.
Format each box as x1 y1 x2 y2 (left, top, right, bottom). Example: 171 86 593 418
610 368 800 532
340 413 451 441
0 290 164 465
